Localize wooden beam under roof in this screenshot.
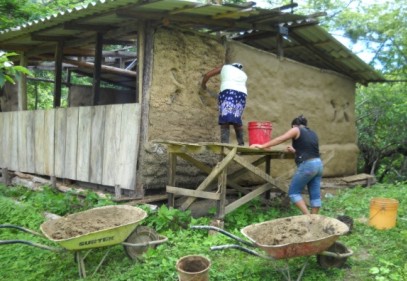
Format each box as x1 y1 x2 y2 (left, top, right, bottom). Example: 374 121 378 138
115 10 279 32
31 34 78 42
64 22 116 32
168 3 208 14
62 58 137 77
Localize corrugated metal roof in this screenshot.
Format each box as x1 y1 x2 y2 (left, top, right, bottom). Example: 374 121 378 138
0 0 384 85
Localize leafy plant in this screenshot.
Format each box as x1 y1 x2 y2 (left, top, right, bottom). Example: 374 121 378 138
0 51 32 87
145 205 192 231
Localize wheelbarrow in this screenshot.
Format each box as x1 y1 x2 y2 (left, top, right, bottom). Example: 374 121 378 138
0 205 168 278
192 214 353 281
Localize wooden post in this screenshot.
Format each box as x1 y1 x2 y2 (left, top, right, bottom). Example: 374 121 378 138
167 152 177 207
276 34 284 58
54 41 64 108
3 168 11 186
115 185 122 199
17 53 27 111
92 33 103 106
51 176 57 188
216 164 228 219
265 155 271 199
134 21 153 198
133 22 145 198
137 21 145 104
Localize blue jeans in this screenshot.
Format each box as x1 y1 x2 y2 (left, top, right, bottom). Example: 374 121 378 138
288 158 323 208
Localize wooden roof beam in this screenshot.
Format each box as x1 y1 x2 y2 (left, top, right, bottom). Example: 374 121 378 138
62 58 137 77
64 22 117 32
31 34 78 42
168 3 209 15
116 10 278 32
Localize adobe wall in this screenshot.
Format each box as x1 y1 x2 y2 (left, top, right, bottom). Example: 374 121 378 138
141 27 358 190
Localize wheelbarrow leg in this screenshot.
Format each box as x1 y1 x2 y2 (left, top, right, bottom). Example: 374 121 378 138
277 257 309 281
296 257 309 281
91 249 111 277
75 250 92 278
76 252 86 278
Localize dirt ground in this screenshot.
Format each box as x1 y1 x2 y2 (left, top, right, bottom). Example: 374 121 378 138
42 206 146 240
243 215 348 246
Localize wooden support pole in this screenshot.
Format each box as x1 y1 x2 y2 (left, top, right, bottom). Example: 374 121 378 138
137 21 145 104
92 33 103 106
3 168 11 186
167 153 177 207
17 53 27 111
217 156 228 219
265 155 271 199
53 41 64 108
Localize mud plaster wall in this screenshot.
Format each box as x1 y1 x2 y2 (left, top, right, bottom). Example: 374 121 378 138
141 28 358 190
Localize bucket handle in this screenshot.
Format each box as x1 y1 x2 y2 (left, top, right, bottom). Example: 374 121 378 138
368 206 387 223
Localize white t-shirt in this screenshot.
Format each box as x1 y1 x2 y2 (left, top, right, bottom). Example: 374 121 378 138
220 65 248 95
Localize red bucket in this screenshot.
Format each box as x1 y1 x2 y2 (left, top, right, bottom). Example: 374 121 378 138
248 121 272 146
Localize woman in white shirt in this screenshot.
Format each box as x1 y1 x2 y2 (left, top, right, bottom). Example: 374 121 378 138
201 63 248 145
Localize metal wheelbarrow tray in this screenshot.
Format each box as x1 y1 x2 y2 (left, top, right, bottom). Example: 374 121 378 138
41 205 148 250
192 214 353 281
0 205 168 278
240 214 349 259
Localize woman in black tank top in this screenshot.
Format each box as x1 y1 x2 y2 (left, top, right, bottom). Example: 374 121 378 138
250 115 323 215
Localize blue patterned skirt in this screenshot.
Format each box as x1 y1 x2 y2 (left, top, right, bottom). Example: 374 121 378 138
218 89 247 125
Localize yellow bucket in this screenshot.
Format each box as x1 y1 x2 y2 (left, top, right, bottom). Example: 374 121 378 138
369 198 399 230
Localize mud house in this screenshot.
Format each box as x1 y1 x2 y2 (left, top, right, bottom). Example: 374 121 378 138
0 0 383 199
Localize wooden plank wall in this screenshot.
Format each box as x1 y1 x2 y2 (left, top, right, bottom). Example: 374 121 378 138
0 104 141 190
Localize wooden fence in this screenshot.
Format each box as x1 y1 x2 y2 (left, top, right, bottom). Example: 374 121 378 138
0 103 141 190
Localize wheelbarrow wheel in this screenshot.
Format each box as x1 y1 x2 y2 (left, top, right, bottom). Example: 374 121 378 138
317 242 349 269
124 226 159 261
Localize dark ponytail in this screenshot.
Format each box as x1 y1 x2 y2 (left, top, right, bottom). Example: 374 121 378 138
291 114 307 127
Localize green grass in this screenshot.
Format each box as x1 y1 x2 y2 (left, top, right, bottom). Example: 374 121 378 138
0 183 406 281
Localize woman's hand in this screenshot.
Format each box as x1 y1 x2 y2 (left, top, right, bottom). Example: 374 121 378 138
286 145 296 153
250 144 262 149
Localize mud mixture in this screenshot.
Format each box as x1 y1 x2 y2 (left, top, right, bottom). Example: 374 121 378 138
42 206 146 240
243 215 347 246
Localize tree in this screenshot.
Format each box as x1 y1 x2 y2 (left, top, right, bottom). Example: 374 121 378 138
356 83 407 182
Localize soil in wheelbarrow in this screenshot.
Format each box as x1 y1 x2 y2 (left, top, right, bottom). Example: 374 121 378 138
44 206 146 240
244 215 347 246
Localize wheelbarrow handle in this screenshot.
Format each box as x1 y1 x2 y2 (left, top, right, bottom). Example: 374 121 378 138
319 247 354 258
0 224 43 237
122 235 168 248
211 244 274 260
0 240 64 252
190 225 255 247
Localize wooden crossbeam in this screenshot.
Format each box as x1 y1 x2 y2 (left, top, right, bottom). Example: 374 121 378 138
176 152 248 194
180 147 237 210
225 183 271 214
166 186 221 200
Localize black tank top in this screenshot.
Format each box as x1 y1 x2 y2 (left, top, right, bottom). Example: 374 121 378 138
292 127 320 165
